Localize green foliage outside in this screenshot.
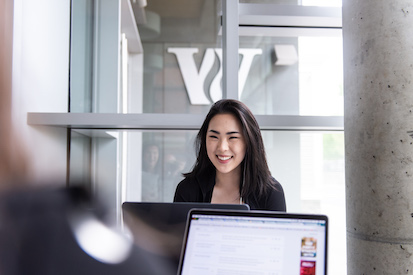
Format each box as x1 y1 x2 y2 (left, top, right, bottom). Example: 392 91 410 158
323 133 344 160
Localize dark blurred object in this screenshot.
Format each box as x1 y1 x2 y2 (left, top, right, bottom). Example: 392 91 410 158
0 2 173 274
122 201 250 271
0 185 176 275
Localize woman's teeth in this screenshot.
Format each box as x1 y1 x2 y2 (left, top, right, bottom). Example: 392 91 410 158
218 156 231 161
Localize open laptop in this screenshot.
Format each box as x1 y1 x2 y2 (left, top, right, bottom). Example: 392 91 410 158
178 209 328 275
121 202 250 273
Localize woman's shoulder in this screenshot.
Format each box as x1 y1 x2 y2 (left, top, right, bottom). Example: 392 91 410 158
269 177 283 189
267 177 284 195
265 177 286 211
174 174 209 202
174 175 201 197
176 175 197 188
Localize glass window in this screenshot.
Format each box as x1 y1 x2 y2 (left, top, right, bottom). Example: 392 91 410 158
67 1 345 273
238 35 343 116
299 36 343 116
141 0 221 113
70 0 94 113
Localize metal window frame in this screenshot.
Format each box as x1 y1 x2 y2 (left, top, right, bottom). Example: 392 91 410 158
28 1 344 132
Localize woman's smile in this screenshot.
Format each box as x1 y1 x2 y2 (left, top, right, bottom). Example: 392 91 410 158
217 155 232 163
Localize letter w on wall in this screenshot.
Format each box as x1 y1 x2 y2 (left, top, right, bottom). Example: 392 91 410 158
168 47 262 105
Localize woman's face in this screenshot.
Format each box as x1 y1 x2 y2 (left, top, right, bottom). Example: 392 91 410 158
206 113 246 177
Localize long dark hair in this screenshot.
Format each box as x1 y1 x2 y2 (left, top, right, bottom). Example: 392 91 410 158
185 99 276 203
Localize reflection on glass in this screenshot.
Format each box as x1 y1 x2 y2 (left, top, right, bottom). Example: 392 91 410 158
141 142 161 201
139 132 196 202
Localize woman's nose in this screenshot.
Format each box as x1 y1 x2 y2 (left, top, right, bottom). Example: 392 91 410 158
217 138 229 151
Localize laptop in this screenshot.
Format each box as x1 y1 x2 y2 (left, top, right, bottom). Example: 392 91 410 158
178 209 328 275
121 202 250 272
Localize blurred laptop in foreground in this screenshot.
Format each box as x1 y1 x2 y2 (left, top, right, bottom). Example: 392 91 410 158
122 201 250 273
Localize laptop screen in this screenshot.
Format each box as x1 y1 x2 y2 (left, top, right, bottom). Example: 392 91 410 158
178 209 328 275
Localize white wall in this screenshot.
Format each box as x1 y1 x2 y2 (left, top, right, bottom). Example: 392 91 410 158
12 0 71 184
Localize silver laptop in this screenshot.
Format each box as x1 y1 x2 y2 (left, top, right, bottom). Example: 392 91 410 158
178 209 328 275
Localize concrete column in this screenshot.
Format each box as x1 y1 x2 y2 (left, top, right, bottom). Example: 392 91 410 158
343 0 413 273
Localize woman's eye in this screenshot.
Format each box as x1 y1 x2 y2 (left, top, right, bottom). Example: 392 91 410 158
229 136 239 139
209 135 218 139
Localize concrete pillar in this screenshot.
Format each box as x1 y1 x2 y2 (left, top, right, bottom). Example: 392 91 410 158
343 0 413 273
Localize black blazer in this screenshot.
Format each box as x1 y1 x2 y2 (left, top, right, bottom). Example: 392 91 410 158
173 174 286 211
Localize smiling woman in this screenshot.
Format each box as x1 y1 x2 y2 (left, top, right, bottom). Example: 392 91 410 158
173 99 286 211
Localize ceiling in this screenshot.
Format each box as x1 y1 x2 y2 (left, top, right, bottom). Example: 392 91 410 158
133 0 220 43
146 0 206 19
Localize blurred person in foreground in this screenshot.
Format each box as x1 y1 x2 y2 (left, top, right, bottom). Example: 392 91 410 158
0 2 174 274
